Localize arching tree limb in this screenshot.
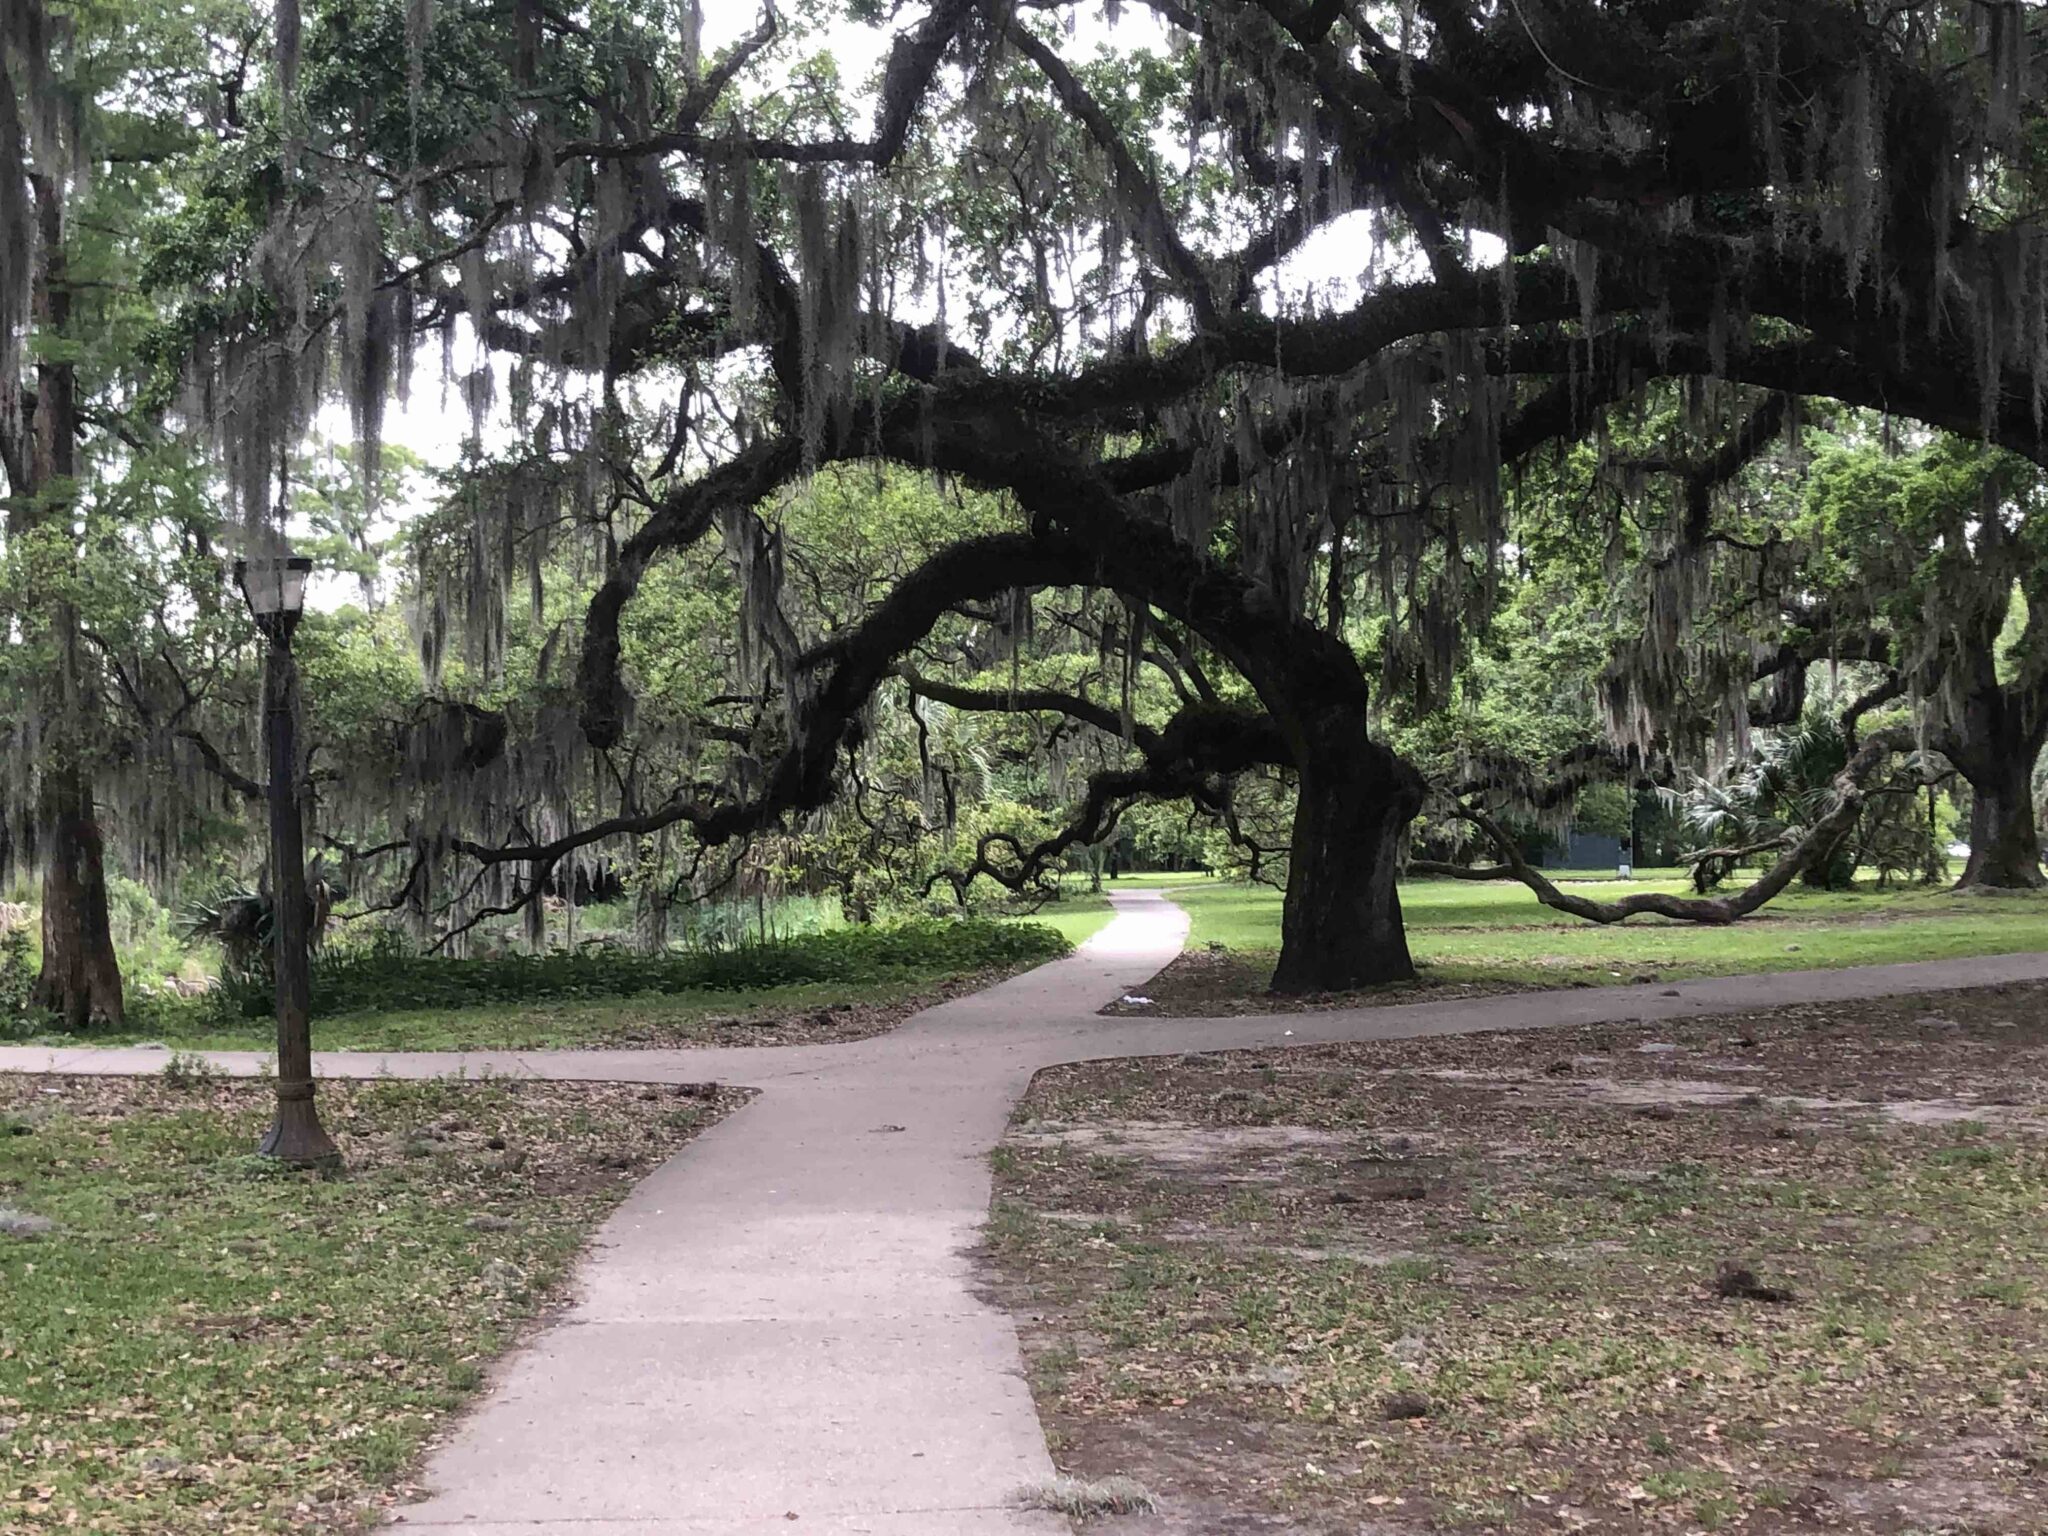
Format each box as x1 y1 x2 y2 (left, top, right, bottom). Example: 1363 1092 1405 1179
1446 728 1913 925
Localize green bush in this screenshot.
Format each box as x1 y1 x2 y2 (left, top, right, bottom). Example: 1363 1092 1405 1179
207 917 1068 1021
107 875 188 983
0 928 48 1040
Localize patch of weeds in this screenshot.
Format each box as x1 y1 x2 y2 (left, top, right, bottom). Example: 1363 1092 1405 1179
985 1198 1043 1250
221 1151 303 1182
1968 1278 2032 1306
1031 1342 1080 1394
1694 1491 1741 1529
1086 1152 1128 1182
161 1049 223 1087
1380 1255 1444 1283
1015 1473 1158 1518
1929 1143 2002 1169
1222 1188 1273 1223
1642 1466 1731 1500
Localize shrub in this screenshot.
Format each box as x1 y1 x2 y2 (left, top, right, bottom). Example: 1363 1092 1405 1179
0 928 48 1040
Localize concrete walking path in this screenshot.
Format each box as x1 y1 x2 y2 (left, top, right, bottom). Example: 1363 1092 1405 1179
385 894 1187 1535
6 892 2048 1531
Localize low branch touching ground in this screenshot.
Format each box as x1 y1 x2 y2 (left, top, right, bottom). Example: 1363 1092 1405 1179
1447 729 1911 925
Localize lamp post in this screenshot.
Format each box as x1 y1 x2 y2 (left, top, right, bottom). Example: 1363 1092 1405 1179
234 555 339 1168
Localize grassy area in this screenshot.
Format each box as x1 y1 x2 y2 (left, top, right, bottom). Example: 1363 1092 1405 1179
988 985 2048 1532
0 1070 745 1533
60 919 1073 1052
1006 890 1119 948
1136 875 2048 1003
111 976 990 1053
1102 870 1219 890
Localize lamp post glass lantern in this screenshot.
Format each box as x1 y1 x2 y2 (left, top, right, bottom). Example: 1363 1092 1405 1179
235 552 338 1168
234 555 312 631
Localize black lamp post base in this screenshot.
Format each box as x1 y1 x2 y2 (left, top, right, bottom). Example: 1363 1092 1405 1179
258 1095 342 1169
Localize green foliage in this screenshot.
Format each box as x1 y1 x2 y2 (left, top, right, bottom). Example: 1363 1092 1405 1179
649 892 843 950
105 876 188 982
206 917 1068 1020
0 928 48 1040
1679 715 1941 892
180 882 274 981
1801 436 2048 690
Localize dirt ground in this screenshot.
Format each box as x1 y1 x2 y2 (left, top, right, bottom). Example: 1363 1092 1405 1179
987 982 2048 1533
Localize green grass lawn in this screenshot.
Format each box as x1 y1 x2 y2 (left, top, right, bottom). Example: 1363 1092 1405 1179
65 919 1075 1053
1147 873 2048 989
110 976 970 1053
0 1072 743 1534
1103 869 1221 890
1005 890 1119 948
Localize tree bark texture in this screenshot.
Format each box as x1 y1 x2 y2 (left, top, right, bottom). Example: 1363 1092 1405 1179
1958 745 2046 889
24 173 123 1027
1271 745 1424 993
31 763 124 1028
1944 661 2047 891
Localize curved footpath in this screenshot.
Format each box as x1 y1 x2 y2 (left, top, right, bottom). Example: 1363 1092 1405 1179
7 893 2048 1533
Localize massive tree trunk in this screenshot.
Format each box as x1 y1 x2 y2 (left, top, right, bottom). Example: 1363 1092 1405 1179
1946 661 2047 891
32 763 124 1028
1271 744 1424 993
1958 741 2046 889
22 175 124 1026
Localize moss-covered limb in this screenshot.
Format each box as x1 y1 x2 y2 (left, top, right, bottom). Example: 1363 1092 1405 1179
552 0 976 170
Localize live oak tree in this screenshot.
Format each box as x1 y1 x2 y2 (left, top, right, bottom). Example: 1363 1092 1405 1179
1 3 126 1028
1801 437 2048 888
3 0 345 1022
1540 417 2047 894
0 2 210 1026
108 2 2048 989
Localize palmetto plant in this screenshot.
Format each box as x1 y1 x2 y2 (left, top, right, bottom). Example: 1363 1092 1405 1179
181 883 273 980
182 863 342 980
1681 719 1857 891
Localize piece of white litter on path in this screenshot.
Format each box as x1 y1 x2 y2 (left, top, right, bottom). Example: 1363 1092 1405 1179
1121 994 1153 1006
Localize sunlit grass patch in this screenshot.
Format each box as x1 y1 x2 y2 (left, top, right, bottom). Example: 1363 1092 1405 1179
1127 876 2048 1009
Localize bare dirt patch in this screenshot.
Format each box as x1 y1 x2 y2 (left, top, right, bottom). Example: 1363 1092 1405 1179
987 982 2048 1533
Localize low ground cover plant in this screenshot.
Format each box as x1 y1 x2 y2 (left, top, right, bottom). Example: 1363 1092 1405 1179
187 917 1069 1024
